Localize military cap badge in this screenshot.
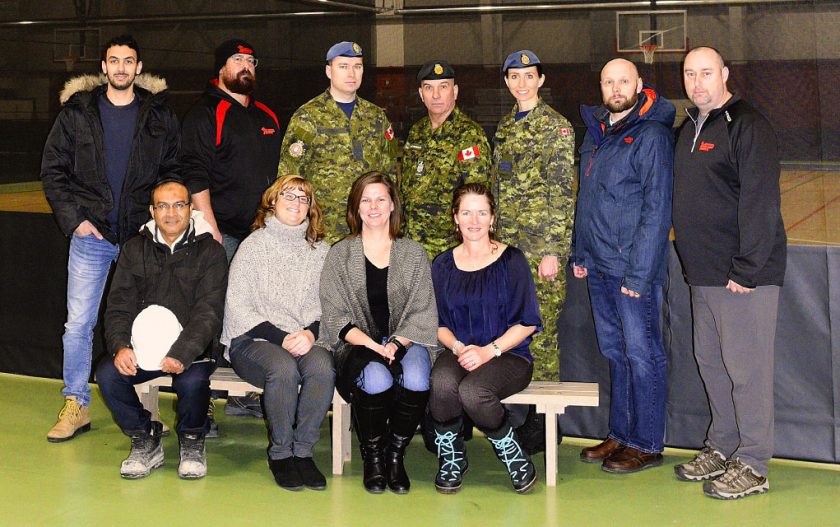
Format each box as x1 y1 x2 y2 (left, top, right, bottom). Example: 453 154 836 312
521 53 530 65
289 140 305 157
434 63 443 75
352 42 362 54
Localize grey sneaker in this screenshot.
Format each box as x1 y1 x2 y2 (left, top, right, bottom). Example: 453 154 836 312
120 421 164 479
224 392 263 418
703 459 769 500
178 433 207 479
674 447 726 481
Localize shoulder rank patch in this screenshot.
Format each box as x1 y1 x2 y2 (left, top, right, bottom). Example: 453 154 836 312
385 126 395 141
458 146 480 161
289 140 305 157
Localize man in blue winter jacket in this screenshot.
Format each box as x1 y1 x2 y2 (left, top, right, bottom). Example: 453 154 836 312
570 58 675 473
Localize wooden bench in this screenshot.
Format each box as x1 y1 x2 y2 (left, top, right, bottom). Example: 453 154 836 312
136 369 599 487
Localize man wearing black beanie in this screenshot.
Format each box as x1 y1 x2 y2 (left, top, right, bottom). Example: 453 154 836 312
181 38 282 427
182 38 281 261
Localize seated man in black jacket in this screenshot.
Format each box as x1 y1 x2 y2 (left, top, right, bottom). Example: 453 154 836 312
96 179 228 480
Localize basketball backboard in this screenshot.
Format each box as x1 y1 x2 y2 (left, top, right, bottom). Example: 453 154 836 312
616 10 687 54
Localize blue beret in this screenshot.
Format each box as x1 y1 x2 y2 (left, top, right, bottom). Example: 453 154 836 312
326 41 363 61
502 50 541 73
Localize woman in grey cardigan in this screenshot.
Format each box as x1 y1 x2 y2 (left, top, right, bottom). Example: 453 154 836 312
316 171 438 495
221 176 333 491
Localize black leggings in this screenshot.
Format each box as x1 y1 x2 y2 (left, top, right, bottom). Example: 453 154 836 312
429 351 533 431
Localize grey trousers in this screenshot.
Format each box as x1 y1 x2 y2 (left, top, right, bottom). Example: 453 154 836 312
690 285 780 476
230 337 335 460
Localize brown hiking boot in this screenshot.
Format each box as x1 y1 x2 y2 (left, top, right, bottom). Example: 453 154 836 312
47 396 91 443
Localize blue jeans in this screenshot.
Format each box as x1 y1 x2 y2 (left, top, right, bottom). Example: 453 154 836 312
587 272 667 453
97 357 213 435
62 233 119 406
221 233 241 263
356 343 431 394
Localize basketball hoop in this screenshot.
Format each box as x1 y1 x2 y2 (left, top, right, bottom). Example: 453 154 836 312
61 55 80 72
640 44 658 64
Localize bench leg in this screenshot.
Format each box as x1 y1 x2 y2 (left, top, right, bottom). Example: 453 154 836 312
333 397 352 475
137 385 160 418
544 408 562 487
341 402 351 463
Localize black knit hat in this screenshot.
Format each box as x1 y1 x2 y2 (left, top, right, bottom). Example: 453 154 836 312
214 39 256 74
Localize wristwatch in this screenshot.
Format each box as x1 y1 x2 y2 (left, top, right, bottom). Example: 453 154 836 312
491 341 502 357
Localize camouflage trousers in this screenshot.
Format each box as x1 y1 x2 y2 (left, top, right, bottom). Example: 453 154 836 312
529 261 566 382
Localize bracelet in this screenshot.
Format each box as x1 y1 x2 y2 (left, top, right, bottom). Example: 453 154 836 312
452 340 464 354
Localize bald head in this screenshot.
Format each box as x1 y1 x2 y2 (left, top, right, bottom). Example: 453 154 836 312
601 58 639 81
685 46 725 69
683 46 731 115
600 58 643 120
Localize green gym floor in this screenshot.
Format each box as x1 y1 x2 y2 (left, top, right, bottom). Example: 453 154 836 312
1 373 837 526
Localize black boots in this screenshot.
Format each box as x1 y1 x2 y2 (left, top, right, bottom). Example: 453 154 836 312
384 388 429 494
484 417 537 493
432 416 469 494
353 389 392 493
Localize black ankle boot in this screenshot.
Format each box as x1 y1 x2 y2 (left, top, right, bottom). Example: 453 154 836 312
433 416 468 494
353 389 393 494
384 388 429 494
484 417 537 493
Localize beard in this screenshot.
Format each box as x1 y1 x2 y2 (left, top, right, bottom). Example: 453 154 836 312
222 69 256 96
605 92 638 114
107 72 135 91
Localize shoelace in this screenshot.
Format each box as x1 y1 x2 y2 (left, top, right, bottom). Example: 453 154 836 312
690 447 722 468
717 460 748 484
435 431 464 480
58 400 82 421
181 436 204 462
488 429 528 478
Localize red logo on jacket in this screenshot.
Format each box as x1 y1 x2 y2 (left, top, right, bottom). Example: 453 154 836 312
699 141 715 151
624 136 634 144
261 127 275 135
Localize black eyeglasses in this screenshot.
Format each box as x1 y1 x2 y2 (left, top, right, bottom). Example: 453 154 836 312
279 192 310 205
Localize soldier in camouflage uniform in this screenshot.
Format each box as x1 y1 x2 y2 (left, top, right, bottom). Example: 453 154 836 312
401 60 491 258
278 41 398 243
493 50 575 382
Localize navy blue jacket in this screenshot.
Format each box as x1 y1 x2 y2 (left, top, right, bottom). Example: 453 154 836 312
571 87 675 295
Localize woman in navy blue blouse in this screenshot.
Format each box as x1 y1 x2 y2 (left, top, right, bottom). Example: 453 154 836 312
429 182 542 494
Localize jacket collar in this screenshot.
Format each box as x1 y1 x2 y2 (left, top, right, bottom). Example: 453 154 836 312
59 73 167 106
685 92 741 123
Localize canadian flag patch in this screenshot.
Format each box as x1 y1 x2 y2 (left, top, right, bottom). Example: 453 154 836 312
559 128 571 136
458 146 480 161
385 126 394 141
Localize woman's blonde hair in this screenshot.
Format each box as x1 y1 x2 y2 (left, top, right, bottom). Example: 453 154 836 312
252 175 324 245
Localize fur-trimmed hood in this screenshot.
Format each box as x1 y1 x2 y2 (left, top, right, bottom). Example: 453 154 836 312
59 73 168 105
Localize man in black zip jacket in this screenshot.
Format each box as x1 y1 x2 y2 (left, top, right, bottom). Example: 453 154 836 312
40 35 180 443
181 38 282 261
96 179 228 480
672 46 786 500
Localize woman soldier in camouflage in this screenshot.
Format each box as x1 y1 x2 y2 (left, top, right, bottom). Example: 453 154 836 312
492 50 576 382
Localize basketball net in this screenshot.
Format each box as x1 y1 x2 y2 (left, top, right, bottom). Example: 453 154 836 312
641 44 658 64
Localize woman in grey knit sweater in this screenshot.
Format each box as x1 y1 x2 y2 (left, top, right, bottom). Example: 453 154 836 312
221 175 333 491
315 171 438 495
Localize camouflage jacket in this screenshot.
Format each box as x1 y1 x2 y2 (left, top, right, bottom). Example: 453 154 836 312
401 107 492 257
492 99 575 261
278 89 399 242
